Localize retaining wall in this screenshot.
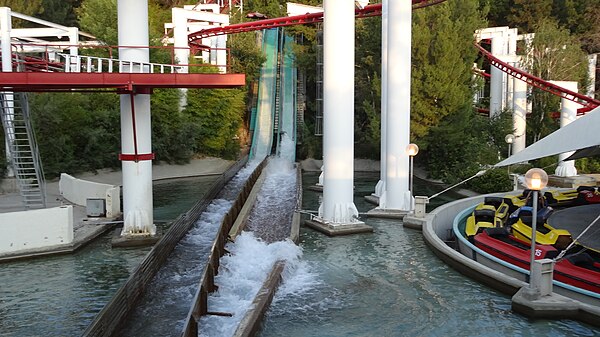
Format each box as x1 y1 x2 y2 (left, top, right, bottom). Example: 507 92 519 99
0 205 73 255
59 173 120 218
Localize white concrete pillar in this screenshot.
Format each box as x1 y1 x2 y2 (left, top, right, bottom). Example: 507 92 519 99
0 7 11 73
588 54 597 97
118 0 156 236
217 34 227 73
490 35 506 117
317 0 360 225
373 0 388 199
380 0 411 211
172 8 189 109
512 77 527 154
0 7 14 177
172 8 190 72
552 81 579 177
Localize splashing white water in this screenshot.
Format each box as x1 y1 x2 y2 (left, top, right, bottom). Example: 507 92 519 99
198 232 318 337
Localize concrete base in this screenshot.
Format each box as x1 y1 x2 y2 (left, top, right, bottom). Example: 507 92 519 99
512 286 579 320
548 175 597 188
403 215 428 230
366 207 409 219
111 228 160 247
364 194 379 205
304 219 373 236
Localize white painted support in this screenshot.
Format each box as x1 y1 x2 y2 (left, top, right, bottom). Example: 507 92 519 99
589 54 597 97
551 81 579 177
118 0 155 236
0 206 73 255
0 7 14 177
373 0 388 199
490 34 506 117
512 76 527 154
0 7 12 72
380 0 411 211
317 0 360 225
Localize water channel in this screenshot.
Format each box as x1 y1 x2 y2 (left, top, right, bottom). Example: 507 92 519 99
1 170 599 336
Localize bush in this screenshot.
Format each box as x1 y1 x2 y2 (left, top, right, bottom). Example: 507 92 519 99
467 168 513 194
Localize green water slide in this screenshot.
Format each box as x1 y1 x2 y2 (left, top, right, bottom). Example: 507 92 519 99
250 29 297 161
250 28 278 160
276 34 297 162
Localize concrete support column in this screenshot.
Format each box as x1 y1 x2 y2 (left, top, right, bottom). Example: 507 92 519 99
118 0 155 236
588 54 597 97
490 35 506 117
373 0 388 199
512 77 527 154
552 81 579 177
380 0 411 212
172 8 189 110
0 7 11 72
317 0 360 225
0 7 14 177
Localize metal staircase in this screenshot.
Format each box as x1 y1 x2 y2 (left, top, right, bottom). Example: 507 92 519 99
0 92 46 209
315 28 323 136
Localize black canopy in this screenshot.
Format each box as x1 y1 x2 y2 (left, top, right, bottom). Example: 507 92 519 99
548 204 600 252
564 145 600 161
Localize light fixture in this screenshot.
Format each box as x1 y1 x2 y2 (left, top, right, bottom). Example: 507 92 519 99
524 168 548 290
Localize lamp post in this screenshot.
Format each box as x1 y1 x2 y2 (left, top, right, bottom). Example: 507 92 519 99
505 133 514 157
505 134 515 177
406 143 419 208
524 168 548 289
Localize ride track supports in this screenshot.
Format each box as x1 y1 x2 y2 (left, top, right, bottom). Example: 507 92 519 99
379 0 412 212
0 7 14 178
373 0 388 199
117 0 156 236
552 81 580 177
512 77 527 154
317 0 361 226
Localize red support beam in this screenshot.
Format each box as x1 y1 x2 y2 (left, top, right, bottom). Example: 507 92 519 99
0 72 245 92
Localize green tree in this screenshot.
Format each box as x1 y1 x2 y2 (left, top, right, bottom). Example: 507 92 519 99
412 0 485 140
507 0 552 33
423 107 512 184
39 0 81 27
77 0 117 45
184 88 245 158
525 18 589 142
30 92 120 177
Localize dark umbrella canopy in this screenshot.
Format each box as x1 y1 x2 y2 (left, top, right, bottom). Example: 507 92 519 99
564 145 600 161
548 204 600 252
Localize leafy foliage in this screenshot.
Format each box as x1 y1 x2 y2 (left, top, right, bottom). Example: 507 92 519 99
422 107 512 185
30 92 121 177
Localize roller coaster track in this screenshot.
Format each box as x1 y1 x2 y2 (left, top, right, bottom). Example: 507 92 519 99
188 1 447 45
189 0 599 115
475 43 600 113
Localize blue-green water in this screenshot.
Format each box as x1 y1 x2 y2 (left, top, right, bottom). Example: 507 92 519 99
1 172 598 336
0 175 218 337
258 172 599 337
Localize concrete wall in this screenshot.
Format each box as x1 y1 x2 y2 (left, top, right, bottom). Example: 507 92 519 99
59 173 121 218
0 205 73 255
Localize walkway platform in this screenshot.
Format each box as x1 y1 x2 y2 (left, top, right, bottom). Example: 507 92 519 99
0 72 245 92
0 157 233 262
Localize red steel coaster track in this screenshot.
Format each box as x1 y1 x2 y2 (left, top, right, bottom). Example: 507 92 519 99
188 0 599 114
475 43 600 113
188 1 447 44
